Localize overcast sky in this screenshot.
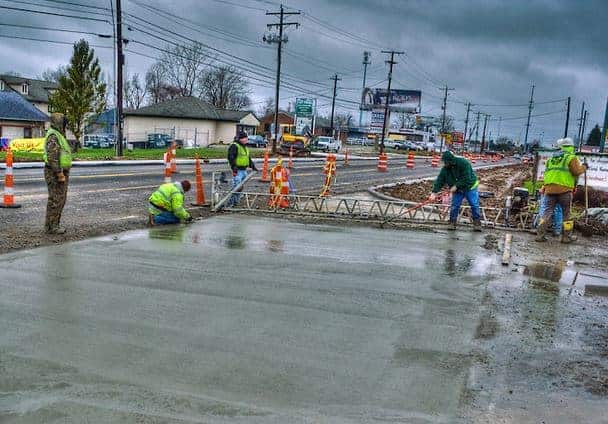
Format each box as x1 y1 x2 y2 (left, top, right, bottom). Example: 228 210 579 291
1 0 606 143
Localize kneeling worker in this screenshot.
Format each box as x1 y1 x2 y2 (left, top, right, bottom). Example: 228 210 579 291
148 180 193 225
429 150 482 231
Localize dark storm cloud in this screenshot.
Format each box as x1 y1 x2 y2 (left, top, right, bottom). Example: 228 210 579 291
0 0 605 140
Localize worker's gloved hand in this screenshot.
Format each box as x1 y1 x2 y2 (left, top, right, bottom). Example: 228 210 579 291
57 171 66 183
450 185 458 193
429 192 438 202
232 169 238 177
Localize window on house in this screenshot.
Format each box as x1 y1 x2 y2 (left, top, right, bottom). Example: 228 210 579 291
21 83 28 95
24 127 32 139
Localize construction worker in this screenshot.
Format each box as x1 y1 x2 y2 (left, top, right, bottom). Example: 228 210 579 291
44 113 73 234
148 180 193 225
429 150 482 231
536 137 586 243
226 131 258 207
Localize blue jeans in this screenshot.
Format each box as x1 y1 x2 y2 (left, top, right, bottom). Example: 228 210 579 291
152 211 180 225
228 169 248 207
450 188 481 221
537 195 563 234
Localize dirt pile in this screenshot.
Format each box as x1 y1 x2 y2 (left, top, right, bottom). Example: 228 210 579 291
382 164 531 209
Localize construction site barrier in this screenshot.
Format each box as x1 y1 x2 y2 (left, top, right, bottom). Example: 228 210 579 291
406 152 415 169
320 154 337 197
269 161 290 208
288 146 294 169
431 154 440 168
170 142 177 173
163 149 172 183
260 148 270 182
192 154 207 206
1 149 21 208
377 153 387 172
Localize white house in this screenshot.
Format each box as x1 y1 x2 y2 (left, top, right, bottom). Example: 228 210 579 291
124 97 260 147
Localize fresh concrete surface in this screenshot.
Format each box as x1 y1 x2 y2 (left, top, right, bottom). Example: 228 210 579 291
0 216 605 423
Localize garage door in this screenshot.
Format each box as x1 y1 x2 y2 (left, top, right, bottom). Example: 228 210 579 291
1 126 24 141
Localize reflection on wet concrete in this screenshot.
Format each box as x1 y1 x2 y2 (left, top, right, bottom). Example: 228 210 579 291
0 215 504 422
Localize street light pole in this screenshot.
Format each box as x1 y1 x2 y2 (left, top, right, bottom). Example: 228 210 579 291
379 50 403 154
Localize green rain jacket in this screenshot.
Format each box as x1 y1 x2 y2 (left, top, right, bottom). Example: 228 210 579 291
432 150 479 193
148 182 191 220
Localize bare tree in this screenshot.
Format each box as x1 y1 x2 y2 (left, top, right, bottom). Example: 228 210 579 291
38 66 67 83
160 42 211 97
124 73 146 109
198 66 251 110
145 63 181 104
257 97 274 117
335 112 353 128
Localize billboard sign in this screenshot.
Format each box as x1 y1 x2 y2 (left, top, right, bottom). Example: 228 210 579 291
369 109 385 133
295 98 314 135
361 88 421 113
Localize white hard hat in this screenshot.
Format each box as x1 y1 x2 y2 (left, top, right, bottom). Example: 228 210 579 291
557 137 574 147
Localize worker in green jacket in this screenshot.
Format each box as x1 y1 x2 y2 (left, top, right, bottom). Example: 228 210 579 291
429 150 481 231
44 113 73 234
148 180 193 225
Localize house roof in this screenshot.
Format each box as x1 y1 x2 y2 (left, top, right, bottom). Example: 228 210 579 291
0 91 49 122
91 108 117 125
0 74 57 104
125 97 250 122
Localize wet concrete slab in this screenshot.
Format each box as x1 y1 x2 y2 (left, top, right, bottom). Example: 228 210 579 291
0 216 501 423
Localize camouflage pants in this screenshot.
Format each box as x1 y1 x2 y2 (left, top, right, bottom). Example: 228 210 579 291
44 167 70 231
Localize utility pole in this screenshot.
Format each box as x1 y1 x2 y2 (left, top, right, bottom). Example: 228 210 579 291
497 116 502 139
463 102 471 149
564 96 571 138
115 0 124 157
329 74 341 138
576 101 585 149
379 50 404 153
358 51 371 127
474 111 480 152
580 109 588 152
265 5 300 153
439 84 455 153
523 84 535 153
481 113 489 154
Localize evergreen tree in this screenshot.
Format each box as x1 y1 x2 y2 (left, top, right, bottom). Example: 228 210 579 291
587 124 602 146
49 39 106 147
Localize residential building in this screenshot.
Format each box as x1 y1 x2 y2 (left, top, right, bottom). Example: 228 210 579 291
0 74 57 115
0 91 48 140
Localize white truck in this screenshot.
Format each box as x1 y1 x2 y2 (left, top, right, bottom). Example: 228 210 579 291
315 136 341 152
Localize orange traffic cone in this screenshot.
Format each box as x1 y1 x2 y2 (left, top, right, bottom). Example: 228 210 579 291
431 154 439 168
377 153 387 172
170 141 178 173
163 148 172 183
192 154 206 206
0 149 21 208
406 152 415 169
288 146 294 169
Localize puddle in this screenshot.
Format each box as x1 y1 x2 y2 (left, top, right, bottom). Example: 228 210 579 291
523 262 565 282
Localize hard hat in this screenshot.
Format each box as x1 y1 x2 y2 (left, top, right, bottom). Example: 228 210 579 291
180 180 191 192
557 137 574 147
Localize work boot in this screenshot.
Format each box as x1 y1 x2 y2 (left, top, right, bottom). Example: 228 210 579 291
560 231 577 244
535 224 548 242
448 219 457 231
148 214 156 227
47 226 66 235
473 219 482 232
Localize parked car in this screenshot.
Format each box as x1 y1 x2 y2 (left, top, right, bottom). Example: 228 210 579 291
382 139 399 149
246 135 267 148
83 134 111 149
315 136 341 152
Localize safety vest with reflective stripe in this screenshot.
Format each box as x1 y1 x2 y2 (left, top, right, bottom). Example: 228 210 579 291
44 127 72 169
148 182 190 220
544 153 576 189
233 142 250 168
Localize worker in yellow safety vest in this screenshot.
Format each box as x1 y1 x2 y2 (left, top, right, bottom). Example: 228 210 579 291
226 131 258 207
43 113 73 234
148 180 193 225
536 137 586 243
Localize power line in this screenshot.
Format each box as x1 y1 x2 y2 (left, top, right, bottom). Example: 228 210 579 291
34 0 110 11
0 22 111 37
0 33 112 48
0 4 110 22
0 0 110 17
